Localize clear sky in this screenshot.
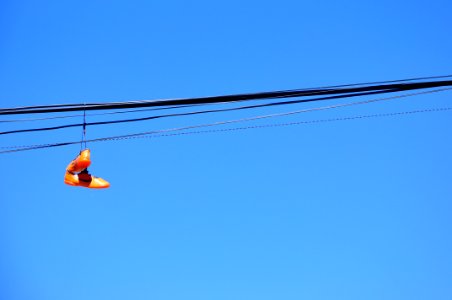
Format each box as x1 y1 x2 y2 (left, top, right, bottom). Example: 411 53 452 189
1 1 452 299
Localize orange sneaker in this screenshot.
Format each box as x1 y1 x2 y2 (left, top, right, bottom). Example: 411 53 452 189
64 170 110 189
66 149 91 173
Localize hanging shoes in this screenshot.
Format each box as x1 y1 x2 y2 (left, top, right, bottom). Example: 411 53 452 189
65 110 110 188
64 148 110 189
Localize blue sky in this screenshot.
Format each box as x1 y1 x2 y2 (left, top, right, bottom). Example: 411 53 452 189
1 1 452 299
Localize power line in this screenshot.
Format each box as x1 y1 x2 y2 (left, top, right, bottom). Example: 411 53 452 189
1 78 452 115
305 74 452 89
0 89 402 136
0 104 201 123
4 75 450 124
1 91 450 153
3 87 452 136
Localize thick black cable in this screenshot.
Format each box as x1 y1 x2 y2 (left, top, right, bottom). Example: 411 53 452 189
2 74 451 113
0 104 203 123
304 74 452 90
1 79 452 115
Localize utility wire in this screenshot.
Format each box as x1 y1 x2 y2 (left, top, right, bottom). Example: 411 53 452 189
0 104 201 123
1 89 449 153
0 88 404 136
3 75 451 123
3 87 451 136
1 79 452 115
300 74 452 89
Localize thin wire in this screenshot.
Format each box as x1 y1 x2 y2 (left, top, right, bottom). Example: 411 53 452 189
111 107 452 140
1 106 450 154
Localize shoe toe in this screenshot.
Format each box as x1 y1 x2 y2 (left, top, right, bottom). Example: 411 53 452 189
90 176 110 189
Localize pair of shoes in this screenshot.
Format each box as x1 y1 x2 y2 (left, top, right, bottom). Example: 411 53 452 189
64 149 110 189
